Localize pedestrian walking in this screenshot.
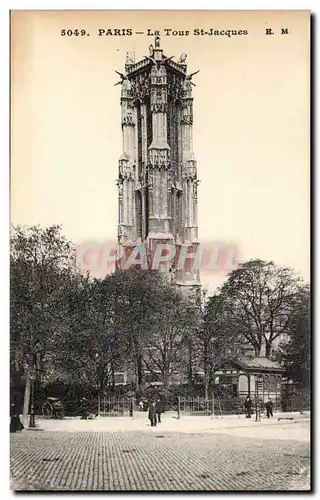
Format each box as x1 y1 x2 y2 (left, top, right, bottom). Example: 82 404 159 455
138 400 144 411
265 398 274 418
155 398 163 423
148 401 157 427
129 400 133 417
244 395 253 418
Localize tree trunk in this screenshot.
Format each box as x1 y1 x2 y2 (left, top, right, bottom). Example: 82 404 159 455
138 355 143 386
265 341 272 358
97 386 101 415
135 364 139 392
135 354 143 392
203 346 209 399
188 339 193 388
204 359 209 400
163 373 169 390
110 365 115 390
212 369 216 393
204 373 208 400
23 369 31 427
14 347 21 373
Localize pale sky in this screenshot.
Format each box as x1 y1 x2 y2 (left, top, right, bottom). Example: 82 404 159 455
11 10 310 290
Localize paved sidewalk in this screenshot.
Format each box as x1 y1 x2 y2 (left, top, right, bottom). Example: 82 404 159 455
26 411 310 442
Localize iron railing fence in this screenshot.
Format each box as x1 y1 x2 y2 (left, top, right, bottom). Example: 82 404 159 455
281 395 310 412
97 393 310 417
100 397 134 417
178 397 243 416
176 394 310 416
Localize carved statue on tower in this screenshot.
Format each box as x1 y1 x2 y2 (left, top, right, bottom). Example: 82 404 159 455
178 53 187 64
157 64 166 77
122 78 131 91
125 52 134 64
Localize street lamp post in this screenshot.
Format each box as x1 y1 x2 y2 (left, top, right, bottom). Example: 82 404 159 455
97 389 101 416
28 340 43 429
28 371 36 428
255 374 263 422
95 353 101 416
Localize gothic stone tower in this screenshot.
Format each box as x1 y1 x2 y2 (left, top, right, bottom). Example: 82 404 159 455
116 37 201 297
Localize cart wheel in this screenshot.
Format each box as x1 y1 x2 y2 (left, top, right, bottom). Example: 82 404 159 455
42 402 53 419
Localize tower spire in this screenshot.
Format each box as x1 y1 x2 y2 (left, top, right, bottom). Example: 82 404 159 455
155 34 161 49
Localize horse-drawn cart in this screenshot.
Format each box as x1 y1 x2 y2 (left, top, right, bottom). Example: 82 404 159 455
42 397 65 419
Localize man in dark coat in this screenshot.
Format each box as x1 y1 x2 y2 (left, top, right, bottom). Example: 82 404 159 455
10 402 24 433
244 396 253 418
265 398 274 418
129 400 133 417
148 401 156 427
155 398 163 423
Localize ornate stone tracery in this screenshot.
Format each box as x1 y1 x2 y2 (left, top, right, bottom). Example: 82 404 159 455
149 149 171 170
131 74 151 102
116 38 200 292
180 115 193 125
122 113 135 126
182 161 197 181
182 79 193 97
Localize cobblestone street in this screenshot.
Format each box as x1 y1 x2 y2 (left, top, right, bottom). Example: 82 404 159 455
10 422 310 491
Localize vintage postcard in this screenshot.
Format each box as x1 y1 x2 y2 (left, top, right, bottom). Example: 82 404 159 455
10 10 310 492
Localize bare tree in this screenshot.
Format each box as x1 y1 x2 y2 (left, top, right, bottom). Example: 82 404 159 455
143 287 197 389
196 290 238 398
114 269 167 392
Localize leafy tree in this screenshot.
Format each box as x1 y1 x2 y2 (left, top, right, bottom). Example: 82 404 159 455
12 224 310 406
219 259 303 357
282 285 310 388
54 274 126 396
10 225 76 378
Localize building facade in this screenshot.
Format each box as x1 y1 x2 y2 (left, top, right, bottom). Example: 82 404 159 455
116 36 201 297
